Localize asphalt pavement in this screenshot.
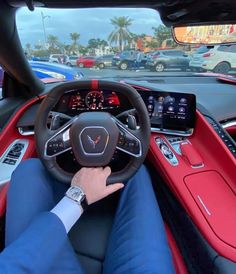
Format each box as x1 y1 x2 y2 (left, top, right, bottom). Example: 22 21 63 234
74 66 197 79
75 66 236 80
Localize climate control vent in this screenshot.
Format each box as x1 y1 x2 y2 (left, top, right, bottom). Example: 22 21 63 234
205 115 236 158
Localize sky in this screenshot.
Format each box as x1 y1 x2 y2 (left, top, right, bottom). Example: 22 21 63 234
16 7 162 47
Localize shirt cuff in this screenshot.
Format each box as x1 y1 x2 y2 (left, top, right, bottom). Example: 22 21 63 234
51 196 83 233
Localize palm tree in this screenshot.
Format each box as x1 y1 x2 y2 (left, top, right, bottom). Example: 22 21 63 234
70 32 80 45
108 16 133 51
47 35 59 49
25 43 31 51
70 32 80 54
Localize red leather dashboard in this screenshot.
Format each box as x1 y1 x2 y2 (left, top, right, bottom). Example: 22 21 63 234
148 110 236 262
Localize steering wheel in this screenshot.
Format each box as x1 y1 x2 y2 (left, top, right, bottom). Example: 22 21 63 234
35 80 150 184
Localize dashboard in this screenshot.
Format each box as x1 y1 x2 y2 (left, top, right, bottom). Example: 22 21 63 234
53 88 196 136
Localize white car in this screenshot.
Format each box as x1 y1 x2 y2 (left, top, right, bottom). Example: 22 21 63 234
66 55 79 66
189 45 236 73
49 54 69 64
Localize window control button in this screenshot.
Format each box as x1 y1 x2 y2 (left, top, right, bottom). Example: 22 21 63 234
7 151 21 158
3 159 10 164
9 159 16 165
3 158 16 165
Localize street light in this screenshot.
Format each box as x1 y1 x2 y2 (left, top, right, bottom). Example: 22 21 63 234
41 12 50 48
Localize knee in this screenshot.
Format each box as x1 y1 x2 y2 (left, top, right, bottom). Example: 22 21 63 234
130 165 150 183
126 165 153 191
10 158 46 189
12 158 43 177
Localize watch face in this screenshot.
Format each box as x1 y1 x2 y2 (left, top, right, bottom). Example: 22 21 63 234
67 186 85 202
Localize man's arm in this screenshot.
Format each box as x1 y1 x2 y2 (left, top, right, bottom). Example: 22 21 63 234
0 167 124 274
51 167 124 233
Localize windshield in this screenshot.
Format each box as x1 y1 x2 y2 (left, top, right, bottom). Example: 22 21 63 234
15 7 236 83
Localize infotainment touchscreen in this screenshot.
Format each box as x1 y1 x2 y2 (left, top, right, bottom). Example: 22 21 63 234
139 91 196 132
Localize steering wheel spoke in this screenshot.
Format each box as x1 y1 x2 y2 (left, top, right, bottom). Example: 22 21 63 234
45 118 76 158
113 117 142 158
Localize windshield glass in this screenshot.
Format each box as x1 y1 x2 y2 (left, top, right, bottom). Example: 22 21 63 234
16 7 236 83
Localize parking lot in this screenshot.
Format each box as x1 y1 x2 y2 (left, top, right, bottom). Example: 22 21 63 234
74 67 236 79
74 66 197 79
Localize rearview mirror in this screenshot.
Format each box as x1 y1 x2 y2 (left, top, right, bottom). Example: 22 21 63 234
173 24 236 45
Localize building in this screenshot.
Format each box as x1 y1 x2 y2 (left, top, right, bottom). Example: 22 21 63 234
94 46 113 56
137 35 157 52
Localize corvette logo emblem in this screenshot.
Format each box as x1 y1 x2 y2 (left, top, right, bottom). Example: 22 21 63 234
87 135 101 149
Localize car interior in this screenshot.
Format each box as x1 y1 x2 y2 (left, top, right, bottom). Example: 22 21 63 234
0 0 236 273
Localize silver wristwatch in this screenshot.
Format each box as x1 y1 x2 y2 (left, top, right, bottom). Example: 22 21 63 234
65 186 88 210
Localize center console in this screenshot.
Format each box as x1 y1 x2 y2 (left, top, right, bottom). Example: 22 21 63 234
148 109 236 262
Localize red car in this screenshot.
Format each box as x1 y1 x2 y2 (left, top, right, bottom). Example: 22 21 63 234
76 56 96 68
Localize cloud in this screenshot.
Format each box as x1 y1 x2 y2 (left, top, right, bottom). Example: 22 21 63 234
16 7 162 47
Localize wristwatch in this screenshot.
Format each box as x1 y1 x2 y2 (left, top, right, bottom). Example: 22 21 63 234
65 186 88 211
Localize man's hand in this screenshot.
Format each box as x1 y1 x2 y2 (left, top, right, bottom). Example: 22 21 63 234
71 167 124 205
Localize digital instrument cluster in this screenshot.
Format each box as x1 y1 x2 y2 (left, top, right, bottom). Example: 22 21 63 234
54 88 196 134
56 90 120 114
139 90 196 132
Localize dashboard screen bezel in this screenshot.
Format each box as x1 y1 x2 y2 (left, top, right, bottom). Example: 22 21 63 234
138 90 196 136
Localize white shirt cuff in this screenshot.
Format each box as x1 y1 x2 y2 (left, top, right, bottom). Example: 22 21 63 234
51 196 83 233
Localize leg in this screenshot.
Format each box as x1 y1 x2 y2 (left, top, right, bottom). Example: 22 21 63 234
103 165 175 274
6 159 58 245
136 60 141 70
6 158 84 274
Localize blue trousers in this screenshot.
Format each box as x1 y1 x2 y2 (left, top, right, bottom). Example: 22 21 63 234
6 159 175 274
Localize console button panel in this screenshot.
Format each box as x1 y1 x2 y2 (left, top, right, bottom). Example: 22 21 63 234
155 137 179 166
116 129 141 156
45 129 71 157
166 136 187 155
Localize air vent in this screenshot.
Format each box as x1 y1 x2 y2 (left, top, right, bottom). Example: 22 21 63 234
205 115 236 158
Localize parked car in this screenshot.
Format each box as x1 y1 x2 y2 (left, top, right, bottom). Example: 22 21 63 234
0 62 83 88
49 54 69 64
31 56 49 62
146 49 190 72
76 56 96 68
66 55 79 66
189 45 236 73
112 50 147 70
29 61 83 81
0 62 80 98
94 55 114 69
